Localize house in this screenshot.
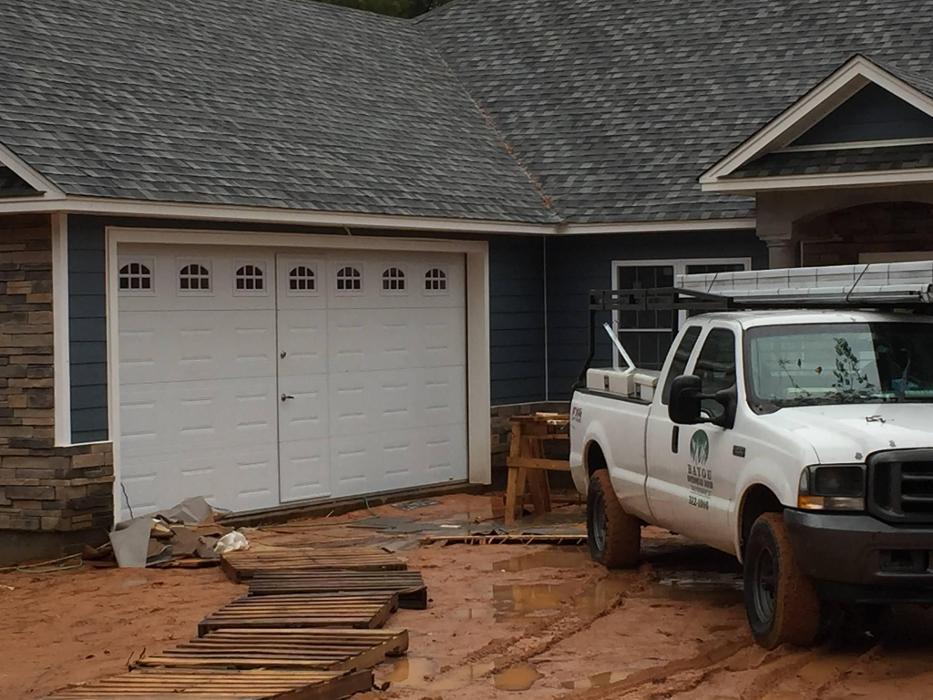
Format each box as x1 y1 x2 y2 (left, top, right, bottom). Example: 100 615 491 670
2 0 933 561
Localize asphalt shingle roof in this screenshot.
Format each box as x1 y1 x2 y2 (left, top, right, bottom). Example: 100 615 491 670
417 0 933 224
729 144 933 179
4 0 933 226
0 0 555 223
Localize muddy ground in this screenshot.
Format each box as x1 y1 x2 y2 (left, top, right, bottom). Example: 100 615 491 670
2 493 933 699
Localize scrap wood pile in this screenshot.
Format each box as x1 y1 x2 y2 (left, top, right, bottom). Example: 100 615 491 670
45 543 426 700
83 496 246 570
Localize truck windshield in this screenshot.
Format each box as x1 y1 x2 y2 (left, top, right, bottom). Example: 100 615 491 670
746 322 933 410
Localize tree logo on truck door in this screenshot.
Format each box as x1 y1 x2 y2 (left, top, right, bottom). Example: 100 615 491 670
687 430 713 511
689 430 709 465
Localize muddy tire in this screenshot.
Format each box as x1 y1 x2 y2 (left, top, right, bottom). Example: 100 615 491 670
586 470 640 569
744 512 821 649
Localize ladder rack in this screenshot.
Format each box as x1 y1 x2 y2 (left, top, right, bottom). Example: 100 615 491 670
578 261 933 389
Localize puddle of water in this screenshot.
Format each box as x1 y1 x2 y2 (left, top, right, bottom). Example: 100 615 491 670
648 572 743 606
451 604 494 621
494 662 543 692
383 657 435 685
492 547 590 572
561 670 629 690
382 657 499 691
492 575 631 621
493 571 741 622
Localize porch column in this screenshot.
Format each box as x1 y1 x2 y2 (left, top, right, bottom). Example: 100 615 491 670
765 238 797 269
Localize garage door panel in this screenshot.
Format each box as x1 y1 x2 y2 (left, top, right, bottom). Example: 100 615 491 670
119 310 276 384
278 374 329 442
279 437 331 502
120 244 469 516
422 424 468 483
328 308 463 374
120 378 277 457
420 366 467 427
330 425 466 498
277 309 328 376
418 309 466 368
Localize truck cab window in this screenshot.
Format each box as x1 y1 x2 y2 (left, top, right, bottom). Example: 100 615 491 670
694 328 736 416
661 326 702 404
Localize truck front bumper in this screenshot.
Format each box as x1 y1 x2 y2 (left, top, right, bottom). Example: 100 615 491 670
784 510 933 604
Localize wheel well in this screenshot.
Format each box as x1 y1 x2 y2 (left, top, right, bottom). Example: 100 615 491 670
740 485 783 554
585 441 608 476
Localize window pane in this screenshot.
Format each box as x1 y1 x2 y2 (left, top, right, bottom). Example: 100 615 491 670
695 328 737 415
661 326 702 404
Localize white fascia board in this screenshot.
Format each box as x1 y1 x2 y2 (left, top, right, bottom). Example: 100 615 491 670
560 218 756 234
0 194 760 236
0 143 66 198
702 167 933 193
0 195 555 235
701 55 933 186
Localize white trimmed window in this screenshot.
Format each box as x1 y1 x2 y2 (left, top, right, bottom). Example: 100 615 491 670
382 267 406 293
289 265 316 293
119 261 153 292
235 264 265 292
425 267 448 293
336 266 362 292
179 263 211 292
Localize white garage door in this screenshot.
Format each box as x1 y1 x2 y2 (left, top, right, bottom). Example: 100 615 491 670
117 244 467 519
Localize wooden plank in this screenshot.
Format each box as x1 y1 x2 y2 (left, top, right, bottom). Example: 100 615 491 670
249 570 427 610
421 533 586 546
45 668 373 699
135 628 408 673
221 547 406 583
198 593 399 636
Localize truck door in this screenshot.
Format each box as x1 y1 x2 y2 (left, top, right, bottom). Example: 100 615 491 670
684 326 740 550
644 325 702 528
647 326 738 550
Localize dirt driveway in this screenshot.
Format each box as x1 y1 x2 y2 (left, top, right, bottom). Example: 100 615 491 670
3 493 933 699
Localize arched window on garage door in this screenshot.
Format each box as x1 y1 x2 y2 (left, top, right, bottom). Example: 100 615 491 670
119 261 153 292
289 265 317 293
382 266 406 293
336 265 362 293
234 264 265 292
178 263 211 292
425 267 448 294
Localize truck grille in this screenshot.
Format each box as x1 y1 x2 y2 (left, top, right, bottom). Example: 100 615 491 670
868 449 933 524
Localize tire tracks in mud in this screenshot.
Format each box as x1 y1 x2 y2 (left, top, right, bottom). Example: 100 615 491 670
558 635 750 700
560 632 883 700
439 571 645 679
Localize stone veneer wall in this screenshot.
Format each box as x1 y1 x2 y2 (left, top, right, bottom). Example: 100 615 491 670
0 214 113 564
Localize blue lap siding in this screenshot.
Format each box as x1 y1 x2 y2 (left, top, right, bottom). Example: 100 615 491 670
67 215 109 444
488 236 546 404
544 230 768 400
63 217 549 443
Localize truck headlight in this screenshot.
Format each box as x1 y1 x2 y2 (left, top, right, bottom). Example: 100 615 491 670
798 465 865 512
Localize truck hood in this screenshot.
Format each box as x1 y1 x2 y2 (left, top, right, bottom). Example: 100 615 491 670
767 404 933 464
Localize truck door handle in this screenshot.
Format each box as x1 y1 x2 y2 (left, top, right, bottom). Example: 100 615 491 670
281 393 295 402
671 426 680 454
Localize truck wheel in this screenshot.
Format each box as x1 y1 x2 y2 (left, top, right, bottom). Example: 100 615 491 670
744 512 821 649
587 470 640 568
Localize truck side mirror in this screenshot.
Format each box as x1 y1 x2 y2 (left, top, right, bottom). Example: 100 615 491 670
668 375 703 425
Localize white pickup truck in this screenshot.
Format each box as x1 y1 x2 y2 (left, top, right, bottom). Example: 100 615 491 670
570 275 933 648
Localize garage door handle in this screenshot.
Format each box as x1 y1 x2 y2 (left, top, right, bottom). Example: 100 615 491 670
281 393 295 402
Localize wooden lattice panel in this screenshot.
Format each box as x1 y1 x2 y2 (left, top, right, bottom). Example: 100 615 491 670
44 667 373 699
135 627 409 672
249 570 427 609
222 547 406 582
198 593 399 635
